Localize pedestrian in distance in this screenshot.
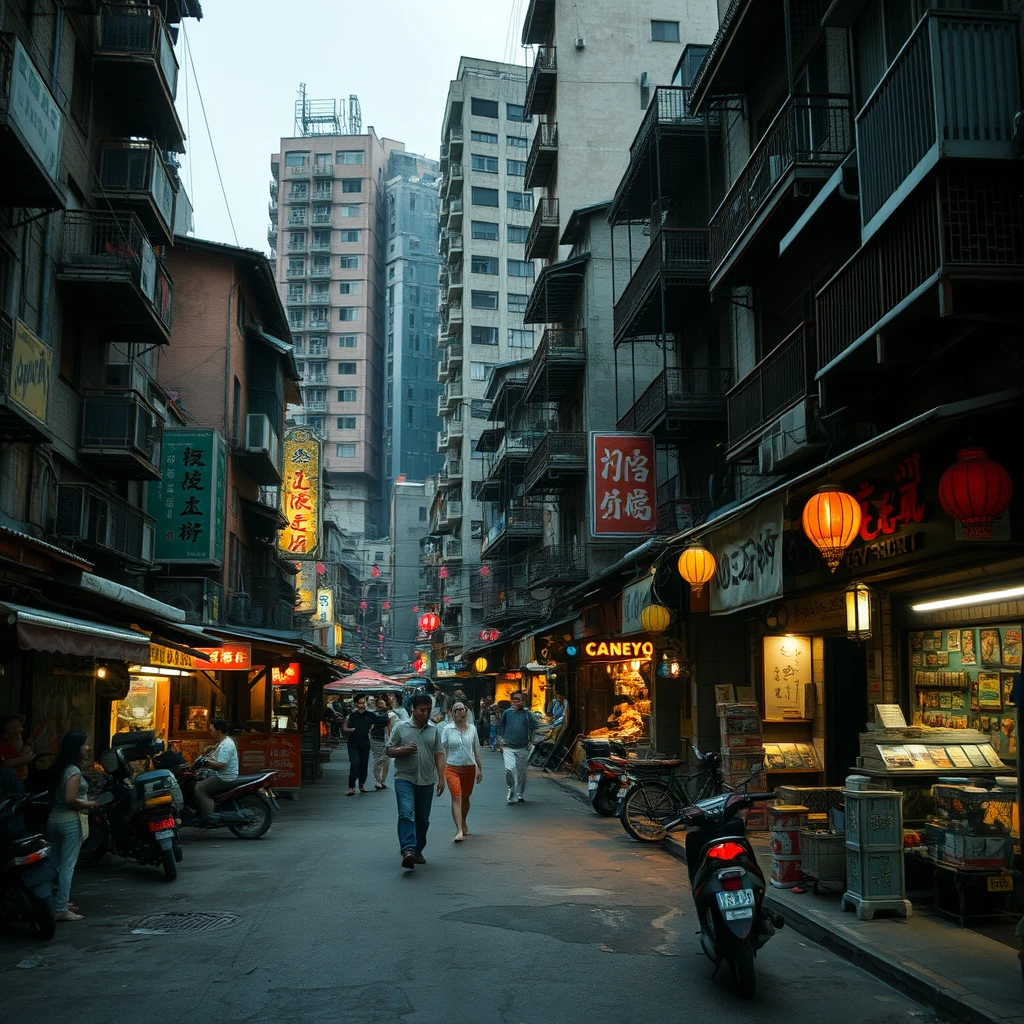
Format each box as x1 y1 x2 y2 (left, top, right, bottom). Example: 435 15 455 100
386 693 445 869
388 692 409 725
0 713 36 790
497 691 538 804
47 730 98 922
488 708 499 752
195 718 239 818
370 693 392 790
343 693 376 795
440 701 483 842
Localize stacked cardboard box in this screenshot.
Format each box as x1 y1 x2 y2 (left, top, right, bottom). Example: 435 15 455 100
718 704 768 830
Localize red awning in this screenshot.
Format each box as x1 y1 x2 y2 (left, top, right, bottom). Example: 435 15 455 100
2 602 150 661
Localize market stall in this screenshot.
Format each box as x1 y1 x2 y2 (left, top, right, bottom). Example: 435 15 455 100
576 638 654 748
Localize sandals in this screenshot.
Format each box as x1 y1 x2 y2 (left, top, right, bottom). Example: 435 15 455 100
56 911 84 922
346 789 356 796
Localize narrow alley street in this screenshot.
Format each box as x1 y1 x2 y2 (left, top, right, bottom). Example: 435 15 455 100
4 756 949 1024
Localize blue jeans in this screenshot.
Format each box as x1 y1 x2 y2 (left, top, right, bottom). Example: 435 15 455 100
394 779 433 854
46 817 83 913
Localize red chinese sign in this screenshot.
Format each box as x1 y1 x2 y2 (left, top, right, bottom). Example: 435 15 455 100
272 662 300 685
590 432 657 537
279 427 321 558
234 732 302 789
854 452 926 542
192 645 251 671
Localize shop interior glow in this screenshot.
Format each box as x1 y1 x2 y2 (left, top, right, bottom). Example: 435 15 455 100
911 584 1024 613
129 665 188 677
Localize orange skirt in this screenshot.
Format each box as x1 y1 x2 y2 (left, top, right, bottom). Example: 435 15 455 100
445 764 476 800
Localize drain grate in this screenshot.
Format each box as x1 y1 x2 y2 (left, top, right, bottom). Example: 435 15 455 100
131 911 240 935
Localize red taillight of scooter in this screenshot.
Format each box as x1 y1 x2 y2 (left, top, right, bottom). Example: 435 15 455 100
8 849 47 867
148 817 176 832
706 841 746 861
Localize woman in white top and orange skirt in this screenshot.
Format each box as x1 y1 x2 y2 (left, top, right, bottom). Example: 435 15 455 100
440 701 483 841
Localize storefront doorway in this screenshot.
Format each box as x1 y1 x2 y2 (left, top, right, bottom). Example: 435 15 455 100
825 637 867 784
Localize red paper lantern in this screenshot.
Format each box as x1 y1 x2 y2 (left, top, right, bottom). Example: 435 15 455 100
371 564 381 578
412 605 418 613
479 565 490 577
939 447 1013 540
359 600 367 610
489 628 500 642
444 596 451 604
439 565 449 579
419 612 440 632
382 601 390 610
478 629 489 642
316 562 326 575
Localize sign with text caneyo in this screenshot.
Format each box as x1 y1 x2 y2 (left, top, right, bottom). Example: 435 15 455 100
9 319 51 425
279 427 321 558
590 432 657 538
148 429 226 564
710 501 783 616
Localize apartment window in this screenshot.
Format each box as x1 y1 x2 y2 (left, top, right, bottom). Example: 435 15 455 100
471 290 498 310
471 220 499 240
341 179 362 193
287 284 304 301
314 154 332 171
337 150 365 164
340 255 359 269
470 362 491 382
471 153 499 173
471 255 498 275
507 191 533 211
340 205 361 217
471 326 499 346
508 259 534 279
312 229 330 247
339 281 360 294
470 97 499 118
285 151 309 167
288 310 304 327
471 186 499 207
340 229 361 242
287 257 305 276
507 135 528 149
289 231 306 249
295 360 306 376
337 361 357 375
508 293 528 313
337 389 357 401
504 226 527 246
508 329 535 348
506 103 527 122
338 307 359 321
289 183 308 199
337 416 357 429
419 507 427 522
651 19 680 41
471 130 498 143
338 334 358 348
336 444 356 458
308 334 328 354
507 159 527 176
311 257 330 274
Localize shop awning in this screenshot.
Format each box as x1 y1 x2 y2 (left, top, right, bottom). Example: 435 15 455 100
240 496 288 532
324 668 403 692
0 523 93 572
1 602 150 661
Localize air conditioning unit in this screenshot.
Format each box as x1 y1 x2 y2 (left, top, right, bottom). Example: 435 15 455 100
54 484 113 548
105 362 148 394
757 434 775 475
574 36 585 50
245 413 280 468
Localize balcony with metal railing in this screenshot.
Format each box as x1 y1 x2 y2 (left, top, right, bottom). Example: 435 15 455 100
447 342 463 369
655 497 712 535
309 236 332 252
311 208 332 226
526 122 558 190
525 46 557 119
287 209 308 227
286 163 311 180
525 432 586 495
726 321 816 460
80 388 162 480
448 123 464 147
287 185 309 203
313 184 332 202
523 328 585 405
286 263 305 279
527 545 586 589
53 483 155 565
447 196 464 224
308 289 330 306
312 162 334 178
443 536 463 561
446 233 464 262
59 211 173 344
486 431 540 481
94 4 182 150
617 368 731 436
613 228 710 345
709 93 852 290
97 139 178 247
309 262 331 279
447 162 464 195
447 265 464 296
856 10 1020 240
480 504 543 558
525 197 559 262
267 225 277 249
269 179 278 200
445 458 463 481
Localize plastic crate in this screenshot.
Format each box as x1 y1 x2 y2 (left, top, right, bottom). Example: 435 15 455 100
800 830 846 890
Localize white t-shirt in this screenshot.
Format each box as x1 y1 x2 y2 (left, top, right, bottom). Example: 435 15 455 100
440 722 480 767
211 736 238 781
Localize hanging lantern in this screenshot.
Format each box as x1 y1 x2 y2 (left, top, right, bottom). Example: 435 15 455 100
478 629 489 642
939 446 1012 540
801 485 862 572
316 562 326 575
677 544 716 598
473 656 488 673
845 581 872 640
412 605 418 613
479 565 490 577
419 612 440 632
371 564 381 578
359 600 367 611
439 565 449 579
382 601 390 610
489 628 500 642
444 596 451 604
640 603 671 634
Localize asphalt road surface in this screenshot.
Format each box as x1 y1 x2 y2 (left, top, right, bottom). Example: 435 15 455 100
2 751 955 1024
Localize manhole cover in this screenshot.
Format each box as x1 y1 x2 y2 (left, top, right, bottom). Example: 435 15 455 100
131 912 239 935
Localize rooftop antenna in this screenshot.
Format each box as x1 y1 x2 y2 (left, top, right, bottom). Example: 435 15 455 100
348 95 362 135
295 82 344 136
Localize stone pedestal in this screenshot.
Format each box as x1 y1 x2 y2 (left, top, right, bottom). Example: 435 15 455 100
840 787 912 921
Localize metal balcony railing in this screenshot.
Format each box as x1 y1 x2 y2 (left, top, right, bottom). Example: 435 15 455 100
525 432 586 493
97 3 178 98
80 387 161 476
525 45 557 118
656 498 712 535
525 197 559 261
526 122 558 190
617 368 732 432
527 544 586 588
98 138 176 238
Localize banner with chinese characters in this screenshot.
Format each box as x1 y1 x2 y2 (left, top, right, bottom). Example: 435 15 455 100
590 432 656 537
314 587 334 625
294 562 316 613
149 429 226 564
709 501 783 615
279 427 321 558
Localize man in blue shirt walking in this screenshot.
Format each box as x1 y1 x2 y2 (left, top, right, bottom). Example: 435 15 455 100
497 691 536 804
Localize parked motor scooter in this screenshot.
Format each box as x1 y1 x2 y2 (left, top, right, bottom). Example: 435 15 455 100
586 757 627 816
0 791 57 939
78 732 184 882
677 789 782 999
154 751 278 839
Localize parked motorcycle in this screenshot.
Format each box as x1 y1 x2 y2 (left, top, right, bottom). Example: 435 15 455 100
0 791 57 939
154 751 278 839
678 789 782 999
79 733 184 882
587 757 627 816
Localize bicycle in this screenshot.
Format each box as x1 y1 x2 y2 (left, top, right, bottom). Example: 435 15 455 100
618 747 731 842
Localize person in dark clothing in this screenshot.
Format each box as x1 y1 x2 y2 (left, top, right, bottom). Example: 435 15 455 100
343 694 377 795
370 693 392 789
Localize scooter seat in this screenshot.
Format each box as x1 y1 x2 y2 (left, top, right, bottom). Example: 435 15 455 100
221 774 269 789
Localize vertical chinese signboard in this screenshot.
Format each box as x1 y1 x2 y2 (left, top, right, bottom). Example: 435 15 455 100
149 429 226 564
279 427 321 558
294 562 316 613
590 432 657 538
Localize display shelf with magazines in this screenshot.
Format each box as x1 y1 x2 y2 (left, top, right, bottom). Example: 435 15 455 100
858 726 1006 778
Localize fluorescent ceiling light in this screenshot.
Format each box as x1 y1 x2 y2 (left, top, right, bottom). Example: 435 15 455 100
911 585 1024 613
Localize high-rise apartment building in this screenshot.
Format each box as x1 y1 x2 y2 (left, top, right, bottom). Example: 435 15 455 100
383 151 443 504
270 118 405 539
424 58 531 658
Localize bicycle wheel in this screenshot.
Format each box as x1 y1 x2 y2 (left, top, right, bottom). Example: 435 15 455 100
620 780 680 842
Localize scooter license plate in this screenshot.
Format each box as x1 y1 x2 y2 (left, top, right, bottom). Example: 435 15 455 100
587 774 600 792
154 829 175 840
716 889 755 911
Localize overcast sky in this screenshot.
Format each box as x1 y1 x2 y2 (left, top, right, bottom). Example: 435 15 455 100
179 0 528 253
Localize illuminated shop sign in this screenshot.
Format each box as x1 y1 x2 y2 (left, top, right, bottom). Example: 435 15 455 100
583 640 654 659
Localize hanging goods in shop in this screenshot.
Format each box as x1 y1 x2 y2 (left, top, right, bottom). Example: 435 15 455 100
938 447 1012 540
801 485 862 572
419 612 440 632
678 544 716 597
639 603 671 634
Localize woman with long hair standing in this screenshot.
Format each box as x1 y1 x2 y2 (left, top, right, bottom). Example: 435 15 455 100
440 702 483 842
47 731 97 922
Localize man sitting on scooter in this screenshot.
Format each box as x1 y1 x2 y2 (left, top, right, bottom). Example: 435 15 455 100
195 719 238 819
